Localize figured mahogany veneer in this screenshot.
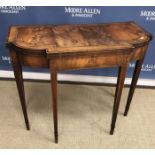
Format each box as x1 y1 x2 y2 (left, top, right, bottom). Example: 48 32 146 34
6 21 152 143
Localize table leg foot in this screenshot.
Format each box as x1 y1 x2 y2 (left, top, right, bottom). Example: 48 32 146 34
55 133 58 143
110 126 115 135
26 123 30 130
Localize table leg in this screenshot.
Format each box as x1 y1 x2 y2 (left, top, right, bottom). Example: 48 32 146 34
10 51 30 130
124 58 144 116
110 65 128 135
49 62 58 143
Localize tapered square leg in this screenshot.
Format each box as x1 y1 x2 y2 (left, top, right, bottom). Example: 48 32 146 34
49 62 58 143
10 50 30 130
110 65 128 135
124 58 144 116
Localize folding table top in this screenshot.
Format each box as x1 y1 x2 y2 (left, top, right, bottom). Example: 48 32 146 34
7 21 152 56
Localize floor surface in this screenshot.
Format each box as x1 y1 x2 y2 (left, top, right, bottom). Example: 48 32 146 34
0 80 155 148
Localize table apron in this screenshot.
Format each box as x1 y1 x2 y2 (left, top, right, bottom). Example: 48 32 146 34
18 52 49 68
16 45 147 70
50 53 130 71
130 45 148 61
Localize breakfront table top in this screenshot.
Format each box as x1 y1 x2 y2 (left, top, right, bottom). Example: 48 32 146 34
7 21 152 56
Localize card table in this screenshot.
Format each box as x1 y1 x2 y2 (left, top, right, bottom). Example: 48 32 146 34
6 21 152 143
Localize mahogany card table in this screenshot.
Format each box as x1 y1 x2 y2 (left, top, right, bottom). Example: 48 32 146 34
6 21 152 143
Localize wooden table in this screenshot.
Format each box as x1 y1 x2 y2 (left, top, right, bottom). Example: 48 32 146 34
6 21 152 143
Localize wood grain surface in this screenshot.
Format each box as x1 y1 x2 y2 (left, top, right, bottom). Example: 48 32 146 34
7 21 152 56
